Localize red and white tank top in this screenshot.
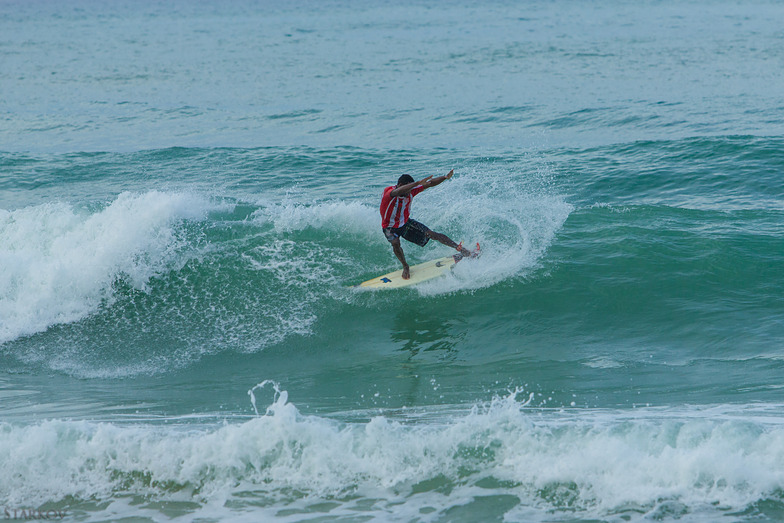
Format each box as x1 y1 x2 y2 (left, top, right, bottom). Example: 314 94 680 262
380 185 424 228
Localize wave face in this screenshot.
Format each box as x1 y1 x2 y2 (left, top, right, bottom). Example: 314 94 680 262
3 0 784 520
3 139 780 380
0 146 575 378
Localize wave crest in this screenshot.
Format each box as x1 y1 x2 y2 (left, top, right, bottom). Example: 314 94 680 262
0 191 218 344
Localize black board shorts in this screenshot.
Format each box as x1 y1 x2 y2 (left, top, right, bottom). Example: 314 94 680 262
383 219 431 247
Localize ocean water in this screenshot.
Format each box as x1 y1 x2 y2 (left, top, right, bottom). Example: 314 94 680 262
2 0 784 521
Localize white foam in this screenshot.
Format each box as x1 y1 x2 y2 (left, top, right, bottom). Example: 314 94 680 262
583 357 625 369
3 387 784 521
252 199 379 237
0 191 218 344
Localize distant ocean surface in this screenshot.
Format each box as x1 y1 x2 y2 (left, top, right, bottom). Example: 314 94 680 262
2 1 784 521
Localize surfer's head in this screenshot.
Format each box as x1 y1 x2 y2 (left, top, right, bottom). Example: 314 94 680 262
397 174 415 187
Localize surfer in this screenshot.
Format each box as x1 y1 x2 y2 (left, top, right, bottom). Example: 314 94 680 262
381 170 471 279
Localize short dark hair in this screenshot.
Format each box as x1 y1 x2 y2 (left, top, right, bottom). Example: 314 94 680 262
397 174 415 186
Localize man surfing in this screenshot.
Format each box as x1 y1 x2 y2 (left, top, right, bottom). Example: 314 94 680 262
380 170 471 280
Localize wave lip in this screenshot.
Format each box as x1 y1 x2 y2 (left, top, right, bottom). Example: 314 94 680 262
0 191 217 344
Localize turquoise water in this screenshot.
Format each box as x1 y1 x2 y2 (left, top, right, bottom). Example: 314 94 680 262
2 1 784 521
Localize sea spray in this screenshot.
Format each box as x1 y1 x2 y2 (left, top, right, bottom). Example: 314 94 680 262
248 380 288 417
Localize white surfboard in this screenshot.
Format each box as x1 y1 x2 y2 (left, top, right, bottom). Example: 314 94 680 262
357 255 459 289
356 244 479 290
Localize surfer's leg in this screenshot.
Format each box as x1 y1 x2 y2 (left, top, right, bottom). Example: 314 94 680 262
391 239 410 279
426 230 471 257
385 226 411 279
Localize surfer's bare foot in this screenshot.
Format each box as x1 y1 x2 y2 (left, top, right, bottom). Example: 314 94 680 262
402 266 410 279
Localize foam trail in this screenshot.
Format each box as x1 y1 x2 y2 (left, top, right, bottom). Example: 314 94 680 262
413 166 573 294
0 191 219 343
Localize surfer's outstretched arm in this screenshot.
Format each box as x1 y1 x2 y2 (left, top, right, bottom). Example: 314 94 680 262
390 175 433 197
421 169 454 190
